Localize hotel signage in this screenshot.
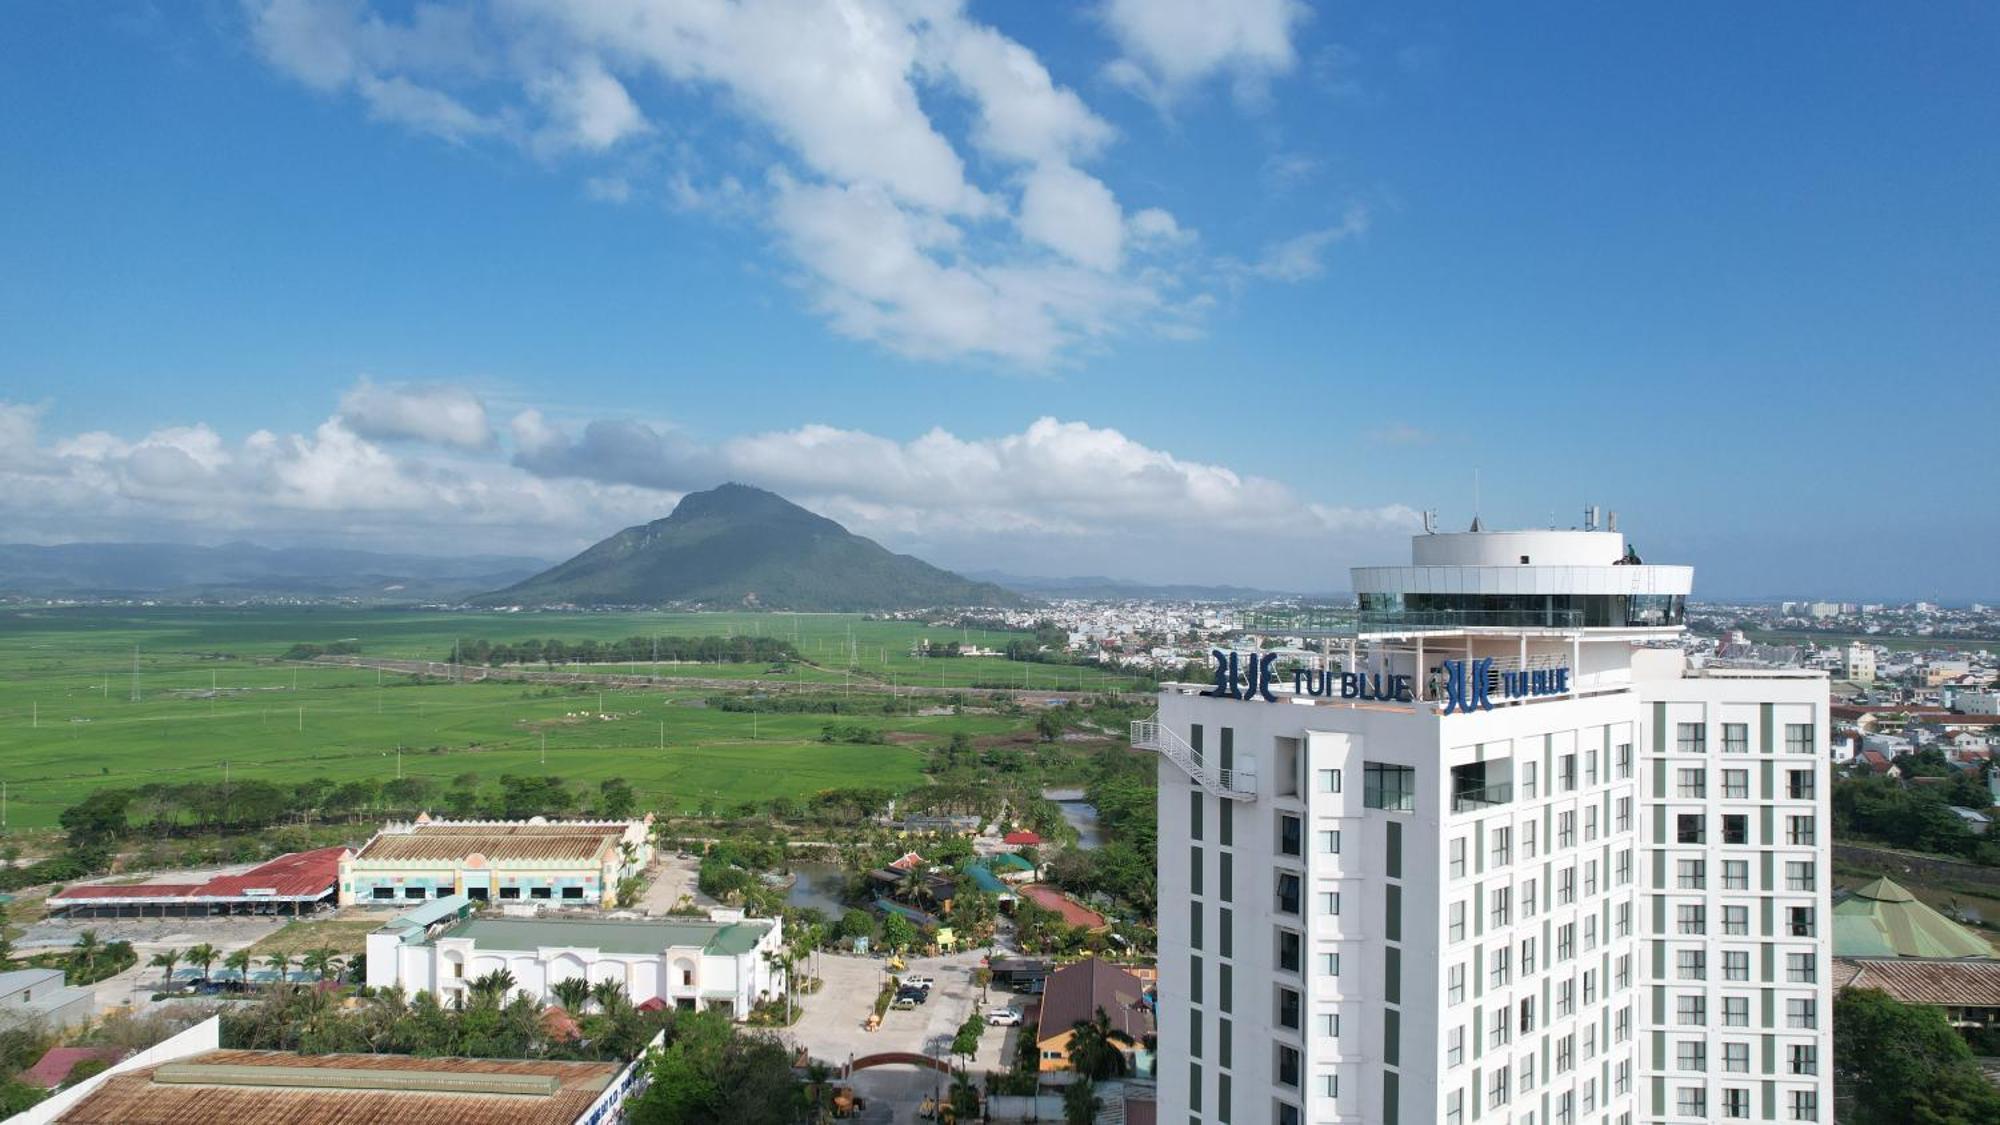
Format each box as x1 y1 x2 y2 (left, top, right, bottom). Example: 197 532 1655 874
1201 649 1571 711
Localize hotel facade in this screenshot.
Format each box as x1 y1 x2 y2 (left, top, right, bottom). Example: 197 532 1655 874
1141 524 1831 1125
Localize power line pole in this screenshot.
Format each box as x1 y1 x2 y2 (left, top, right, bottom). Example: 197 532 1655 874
130 645 140 702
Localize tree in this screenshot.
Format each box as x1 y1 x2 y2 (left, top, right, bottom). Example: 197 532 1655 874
470 968 517 1006
148 948 181 989
224 948 254 988
590 977 629 1016
1062 1076 1100 1125
265 952 295 989
301 946 345 982
599 778 638 819
1065 1007 1128 1081
838 908 876 944
58 790 131 850
70 930 103 976
879 911 917 952
622 1010 802 1125
185 943 219 985
551 976 592 1014
1835 986 2000 1123
951 1011 984 1063
1035 710 1064 743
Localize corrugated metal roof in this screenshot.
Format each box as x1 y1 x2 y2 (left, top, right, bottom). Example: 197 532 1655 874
1836 957 2000 1006
1036 959 1149 1047
356 825 624 864
1832 877 1995 959
445 916 772 957
51 849 344 905
56 1050 618 1125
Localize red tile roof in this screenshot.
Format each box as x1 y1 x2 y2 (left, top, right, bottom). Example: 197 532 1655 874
22 1047 130 1089
1003 831 1042 845
51 848 346 905
1036 959 1149 1046
1020 884 1107 929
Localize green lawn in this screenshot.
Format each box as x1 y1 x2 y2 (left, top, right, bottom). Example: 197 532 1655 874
0 606 1109 827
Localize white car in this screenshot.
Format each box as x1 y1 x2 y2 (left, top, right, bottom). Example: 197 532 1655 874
902 975 935 990
985 1007 1023 1026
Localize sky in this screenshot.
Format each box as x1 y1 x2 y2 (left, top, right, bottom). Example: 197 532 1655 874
2 1 1996 601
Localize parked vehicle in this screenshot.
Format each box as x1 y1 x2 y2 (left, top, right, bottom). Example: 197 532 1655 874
891 994 919 1011
902 974 935 990
985 1006 1022 1026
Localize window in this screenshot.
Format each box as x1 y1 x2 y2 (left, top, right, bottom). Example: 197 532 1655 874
1491 826 1512 868
1787 953 1816 983
1446 1089 1464 1125
1316 768 1342 793
1615 1006 1631 1044
1448 963 1465 1005
1616 797 1631 833
1586 750 1599 787
1723 769 1749 799
1317 951 1340 976
1278 815 1302 857
1787 815 1816 845
1723 722 1749 753
1317 829 1341 855
1447 1025 1464 1067
1318 891 1341 916
1449 901 1466 942
1616 901 1632 938
1558 923 1575 962
1677 814 1704 844
1677 722 1706 754
1786 724 1816 755
1489 1066 1510 1108
1678 859 1706 889
406 886 429 900
1678 768 1706 798
1723 860 1750 891
1585 860 1600 897
1723 996 1749 1027
1318 1073 1338 1100
1585 804 1600 841
1276 987 1301 1030
1677 1040 1707 1071
1522 819 1538 858
1788 769 1816 800
1722 814 1748 845
1723 950 1749 981
1724 1041 1750 1071
1720 900 1752 936
1678 950 1707 980
1615 742 1632 779
1787 997 1817 1029
1786 861 1816 892
1522 935 1538 974
1449 836 1466 879
1363 763 1415 811
371 886 395 900
1315 1012 1340 1038
1522 877 1538 915
1676 994 1707 1026
1677 1088 1707 1117
561 886 584 900
1491 946 1511 988
1490 886 1511 928
1520 995 1536 1033
1789 1044 1817 1075
1789 906 1816 937
1521 761 1538 799
1616 954 1631 990
1791 1090 1819 1121
1276 1044 1300 1088
1556 1034 1574 1073
1277 929 1301 973
1557 978 1575 1018
1559 810 1576 849
1677 904 1706 935
1558 866 1575 905
1490 1003 1511 1046
1723 1089 1750 1118
1275 873 1301 915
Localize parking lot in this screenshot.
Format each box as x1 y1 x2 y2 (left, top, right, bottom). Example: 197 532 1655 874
787 950 1022 1122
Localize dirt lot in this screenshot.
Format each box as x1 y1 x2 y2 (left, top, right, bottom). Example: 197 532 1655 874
248 909 387 957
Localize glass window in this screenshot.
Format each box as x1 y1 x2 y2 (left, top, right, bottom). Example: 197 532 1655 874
1677 768 1706 798
1786 724 1816 755
1491 826 1512 867
1448 963 1465 1005
1786 861 1816 892
1788 1044 1817 1075
1723 722 1748 753
1677 814 1704 844
1679 1088 1708 1117
1276 987 1300 1030
1677 950 1706 980
1678 859 1705 889
1722 860 1750 891
1490 886 1511 928
1278 815 1302 857
1677 1040 1707 1071
1449 836 1466 878
1677 904 1705 934
1318 891 1340 916
1722 814 1748 845
1318 951 1340 976
1724 996 1749 1026
1788 769 1816 800
1275 873 1300 915
1723 905 1749 935
1787 953 1816 983
1447 1025 1464 1067
1616 742 1632 779
1787 816 1817 845
1723 769 1749 798
1677 723 1706 754
1723 1088 1750 1118
1363 763 1416 811
1318 829 1341 855
1787 997 1817 1028
1723 950 1749 981
1789 906 1816 937
1449 900 1466 942
1317 768 1342 793
1724 1041 1750 1071
1791 1090 1819 1121
1277 929 1302 973
1676 994 1707 1025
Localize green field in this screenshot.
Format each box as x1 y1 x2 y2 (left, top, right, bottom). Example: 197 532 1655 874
0 606 1133 828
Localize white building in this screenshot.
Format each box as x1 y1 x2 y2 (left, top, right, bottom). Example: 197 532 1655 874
366 896 786 1019
1140 525 1831 1125
1841 643 1875 684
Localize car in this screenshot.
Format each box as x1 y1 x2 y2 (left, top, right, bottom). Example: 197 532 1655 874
985 1007 1022 1026
902 975 935 990
891 995 919 1011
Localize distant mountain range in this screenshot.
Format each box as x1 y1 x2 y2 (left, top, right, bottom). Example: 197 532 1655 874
966 570 1338 602
0 542 546 601
477 483 1027 611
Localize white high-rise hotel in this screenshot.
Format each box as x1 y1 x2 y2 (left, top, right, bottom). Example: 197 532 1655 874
1139 523 1830 1125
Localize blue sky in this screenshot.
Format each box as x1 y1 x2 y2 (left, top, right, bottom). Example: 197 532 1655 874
2 1 1995 600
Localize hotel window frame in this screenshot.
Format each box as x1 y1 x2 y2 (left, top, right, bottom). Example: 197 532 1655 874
1723 905 1749 935
1678 859 1705 889
1615 742 1632 779
1722 860 1750 891
1676 994 1707 1026
1677 904 1706 935
1317 829 1341 855
1723 950 1749 982
1677 950 1706 981
1722 814 1749 845
1786 861 1816 892
1787 953 1817 983
1363 763 1416 812
1677 768 1706 798
1449 836 1466 879
1724 1041 1751 1071
1449 900 1466 943
1677 813 1705 845
1316 768 1342 794
1788 906 1816 937
1787 815 1817 845
1786 997 1817 1029
1677 722 1706 754
1277 814 1303 858
1723 996 1749 1027
1788 769 1816 800
1491 826 1512 868
1786 723 1816 755
1722 722 1749 754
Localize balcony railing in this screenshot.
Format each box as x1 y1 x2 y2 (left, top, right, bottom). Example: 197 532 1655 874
1451 781 1514 813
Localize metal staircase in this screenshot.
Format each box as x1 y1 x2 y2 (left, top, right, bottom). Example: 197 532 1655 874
1131 718 1256 801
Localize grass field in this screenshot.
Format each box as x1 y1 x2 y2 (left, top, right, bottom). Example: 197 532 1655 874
0 606 1132 829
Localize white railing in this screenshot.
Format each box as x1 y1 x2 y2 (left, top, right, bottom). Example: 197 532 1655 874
1131 719 1256 801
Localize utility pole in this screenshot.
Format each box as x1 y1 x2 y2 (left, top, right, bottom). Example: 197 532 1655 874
541 731 547 765
130 645 140 702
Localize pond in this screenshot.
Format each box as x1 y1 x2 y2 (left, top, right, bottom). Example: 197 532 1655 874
785 862 850 917
1042 787 1104 849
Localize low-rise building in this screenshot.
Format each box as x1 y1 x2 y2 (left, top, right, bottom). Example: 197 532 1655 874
48 848 346 918
339 816 652 908
1033 958 1151 1073
0 969 93 1032
365 897 784 1019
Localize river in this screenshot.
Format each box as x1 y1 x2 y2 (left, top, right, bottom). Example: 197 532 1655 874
1042 787 1104 849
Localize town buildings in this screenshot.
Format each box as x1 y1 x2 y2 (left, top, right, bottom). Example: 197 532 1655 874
364 895 785 1019
49 847 346 918
339 816 652 908
1140 523 1832 1124
1033 958 1153 1073
0 969 94 1032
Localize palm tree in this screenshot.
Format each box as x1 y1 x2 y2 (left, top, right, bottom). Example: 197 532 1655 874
589 977 628 1016
149 948 182 989
185 943 218 986
469 967 516 1005
1065 1007 1129 1081
1062 1077 1100 1125
71 930 103 976
550 977 591 1014
223 948 254 989
265 951 296 989
301 945 345 982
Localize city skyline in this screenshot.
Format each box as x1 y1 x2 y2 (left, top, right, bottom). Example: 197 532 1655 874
4 2 1996 599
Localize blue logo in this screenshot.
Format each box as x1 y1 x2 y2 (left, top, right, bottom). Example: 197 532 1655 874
1442 658 1569 714
1202 649 1277 702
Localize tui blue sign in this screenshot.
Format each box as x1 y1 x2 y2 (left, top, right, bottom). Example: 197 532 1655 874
1441 657 1570 714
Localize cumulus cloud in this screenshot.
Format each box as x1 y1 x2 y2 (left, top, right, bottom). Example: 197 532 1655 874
241 0 1319 366
337 377 493 449
1100 0 1309 106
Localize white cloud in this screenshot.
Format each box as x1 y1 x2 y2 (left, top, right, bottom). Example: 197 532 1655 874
337 377 494 449
531 58 647 154
584 175 632 203
1245 206 1370 282
1017 163 1125 272
1100 0 1309 105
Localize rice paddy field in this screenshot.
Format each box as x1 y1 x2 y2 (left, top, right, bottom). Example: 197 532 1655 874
0 606 1142 829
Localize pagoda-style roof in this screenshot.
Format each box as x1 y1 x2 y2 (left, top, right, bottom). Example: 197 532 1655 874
1832 877 1995 960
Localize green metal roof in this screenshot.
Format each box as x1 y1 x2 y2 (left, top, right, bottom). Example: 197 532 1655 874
442 916 772 957
1832 877 1994 960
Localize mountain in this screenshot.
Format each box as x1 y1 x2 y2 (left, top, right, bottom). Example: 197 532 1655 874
967 570 1339 602
0 542 547 601
478 483 1028 611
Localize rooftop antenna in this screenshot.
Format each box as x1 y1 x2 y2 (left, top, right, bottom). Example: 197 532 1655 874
1469 470 1483 532
1421 509 1437 535
1585 505 1600 531
1608 510 1619 532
